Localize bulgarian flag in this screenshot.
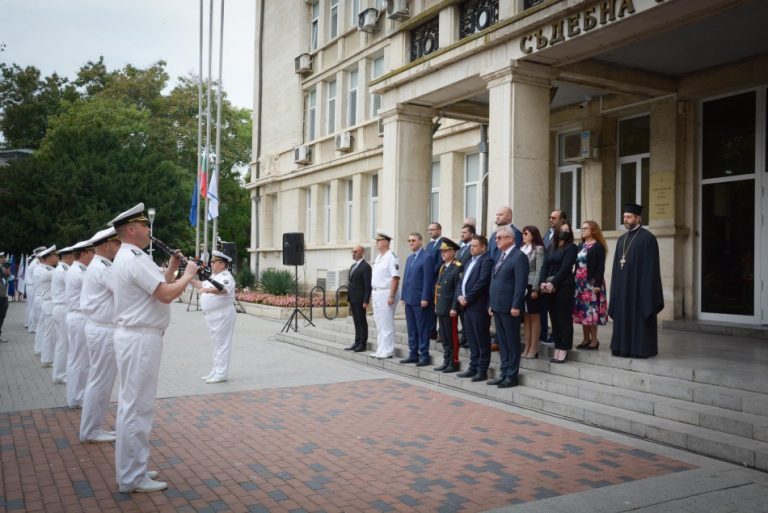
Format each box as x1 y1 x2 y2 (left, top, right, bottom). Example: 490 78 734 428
199 157 208 198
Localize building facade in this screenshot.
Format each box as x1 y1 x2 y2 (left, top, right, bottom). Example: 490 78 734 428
248 0 768 326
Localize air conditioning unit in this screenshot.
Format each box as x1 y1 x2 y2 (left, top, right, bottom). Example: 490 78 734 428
377 118 384 137
335 131 353 152
326 268 350 291
563 130 597 162
357 7 380 33
387 0 410 21
294 145 312 164
294 53 312 74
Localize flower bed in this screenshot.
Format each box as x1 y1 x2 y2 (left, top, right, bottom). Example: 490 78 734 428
236 291 345 307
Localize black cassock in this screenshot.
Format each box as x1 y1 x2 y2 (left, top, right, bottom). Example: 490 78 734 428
608 227 664 358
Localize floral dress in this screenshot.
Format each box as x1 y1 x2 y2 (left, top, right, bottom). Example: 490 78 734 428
572 242 608 326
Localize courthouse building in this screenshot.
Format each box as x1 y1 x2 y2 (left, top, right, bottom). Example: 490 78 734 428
247 0 768 326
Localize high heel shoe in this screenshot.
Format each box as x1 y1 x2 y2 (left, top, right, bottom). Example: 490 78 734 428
582 341 600 351
549 356 567 364
576 340 590 349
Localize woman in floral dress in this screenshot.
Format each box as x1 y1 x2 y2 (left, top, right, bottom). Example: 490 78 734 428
573 220 608 350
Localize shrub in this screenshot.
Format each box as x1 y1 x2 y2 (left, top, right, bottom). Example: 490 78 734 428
258 268 297 296
235 267 256 290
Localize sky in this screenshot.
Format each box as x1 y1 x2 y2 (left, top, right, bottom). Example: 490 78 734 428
1 0 256 109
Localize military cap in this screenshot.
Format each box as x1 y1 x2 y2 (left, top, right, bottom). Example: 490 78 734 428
108 203 149 228
439 238 460 251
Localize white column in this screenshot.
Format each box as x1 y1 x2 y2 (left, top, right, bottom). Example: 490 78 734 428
483 61 556 230
439 152 464 237
380 103 435 255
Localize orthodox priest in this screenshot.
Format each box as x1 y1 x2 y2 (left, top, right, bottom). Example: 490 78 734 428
608 203 664 358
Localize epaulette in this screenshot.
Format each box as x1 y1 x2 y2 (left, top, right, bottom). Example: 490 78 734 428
44 265 52 270
222 278 230 285
101 259 111 267
78 264 87 271
131 249 142 256
455 260 462 267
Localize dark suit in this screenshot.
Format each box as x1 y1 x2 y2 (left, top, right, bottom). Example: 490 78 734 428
455 242 472 346
435 261 462 367
540 243 577 351
347 259 372 350
489 247 529 380
456 253 493 374
425 237 442 338
540 226 556 340
488 225 523 260
401 250 435 362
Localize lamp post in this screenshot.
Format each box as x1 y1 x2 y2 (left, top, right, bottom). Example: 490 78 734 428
148 207 156 257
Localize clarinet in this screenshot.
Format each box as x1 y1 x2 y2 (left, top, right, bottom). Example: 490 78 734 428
150 236 225 292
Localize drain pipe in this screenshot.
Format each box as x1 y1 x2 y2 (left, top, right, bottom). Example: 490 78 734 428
251 0 265 277
479 124 489 236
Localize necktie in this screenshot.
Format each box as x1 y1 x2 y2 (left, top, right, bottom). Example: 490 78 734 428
493 251 507 274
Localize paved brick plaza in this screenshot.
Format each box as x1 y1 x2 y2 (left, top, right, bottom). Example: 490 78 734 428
0 378 694 513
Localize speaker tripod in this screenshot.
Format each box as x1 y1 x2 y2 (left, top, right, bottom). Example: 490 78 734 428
281 264 314 333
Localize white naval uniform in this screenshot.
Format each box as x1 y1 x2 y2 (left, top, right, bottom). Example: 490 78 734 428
35 265 55 362
200 270 237 380
25 259 39 331
79 255 118 441
370 249 400 357
112 242 170 493
51 263 70 383
65 261 89 408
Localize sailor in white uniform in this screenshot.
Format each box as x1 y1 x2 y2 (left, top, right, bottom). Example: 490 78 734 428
195 250 237 383
79 227 121 444
65 238 96 408
51 246 75 383
370 231 400 358
35 245 58 364
110 203 198 493
25 247 45 332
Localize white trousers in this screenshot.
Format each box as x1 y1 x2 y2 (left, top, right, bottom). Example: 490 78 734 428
31 294 43 333
114 327 163 492
79 321 117 441
51 305 69 383
38 309 56 362
203 307 236 379
371 289 398 356
26 290 35 330
65 312 89 408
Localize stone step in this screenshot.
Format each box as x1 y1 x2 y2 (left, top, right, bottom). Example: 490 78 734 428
308 321 768 417
273 329 768 472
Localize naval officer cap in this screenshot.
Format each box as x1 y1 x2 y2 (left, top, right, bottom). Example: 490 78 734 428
374 230 392 241
58 246 75 255
71 239 95 251
33 245 47 255
623 203 643 216
108 202 149 228
90 227 119 246
37 245 57 258
211 250 232 263
0 251 5 258
440 238 460 251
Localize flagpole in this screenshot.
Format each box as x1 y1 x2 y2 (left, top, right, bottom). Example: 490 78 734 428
195 0 204 259
211 0 225 250
203 0 214 262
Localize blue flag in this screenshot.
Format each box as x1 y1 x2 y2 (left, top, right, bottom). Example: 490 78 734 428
189 175 198 227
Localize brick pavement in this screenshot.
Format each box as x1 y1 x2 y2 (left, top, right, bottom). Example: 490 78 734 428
0 378 696 513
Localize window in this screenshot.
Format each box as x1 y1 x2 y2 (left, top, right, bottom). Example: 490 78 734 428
345 180 354 241
459 0 499 38
306 88 317 141
310 1 319 50
617 115 650 226
370 174 379 238
557 132 582 228
464 153 481 222
330 0 339 39
305 188 312 242
326 80 336 134
324 184 332 243
370 56 384 117
348 69 358 126
349 0 360 26
430 161 440 223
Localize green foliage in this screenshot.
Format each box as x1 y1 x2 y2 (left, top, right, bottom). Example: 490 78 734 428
258 269 297 296
0 58 252 259
235 266 256 290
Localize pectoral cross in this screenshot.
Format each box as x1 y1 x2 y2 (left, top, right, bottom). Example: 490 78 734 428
619 256 626 269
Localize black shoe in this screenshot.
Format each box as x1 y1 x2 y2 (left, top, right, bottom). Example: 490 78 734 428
457 370 476 378
549 357 567 364
416 360 430 367
353 345 367 352
471 373 488 382
442 365 459 374
576 340 590 349
429 330 438 340
497 377 519 388
345 344 359 351
399 358 418 364
433 363 448 372
487 376 504 386
459 341 469 348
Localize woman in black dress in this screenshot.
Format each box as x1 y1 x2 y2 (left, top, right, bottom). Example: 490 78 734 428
539 220 577 363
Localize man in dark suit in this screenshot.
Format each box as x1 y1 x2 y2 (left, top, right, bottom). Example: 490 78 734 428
434 238 462 373
345 245 372 353
454 235 493 381
455 224 475 348
488 226 529 388
541 209 566 343
488 206 523 260
424 222 443 340
399 233 435 366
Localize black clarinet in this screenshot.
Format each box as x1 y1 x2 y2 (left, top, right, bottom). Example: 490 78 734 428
150 236 225 292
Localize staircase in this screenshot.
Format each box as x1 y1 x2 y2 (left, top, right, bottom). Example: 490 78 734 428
275 316 768 472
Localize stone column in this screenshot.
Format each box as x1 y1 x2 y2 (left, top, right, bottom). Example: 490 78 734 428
483 61 556 231
439 152 465 236
380 103 435 255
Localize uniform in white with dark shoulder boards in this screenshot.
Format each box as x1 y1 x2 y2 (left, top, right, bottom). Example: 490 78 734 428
370 249 400 358
50 262 70 383
65 261 89 408
200 269 236 382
